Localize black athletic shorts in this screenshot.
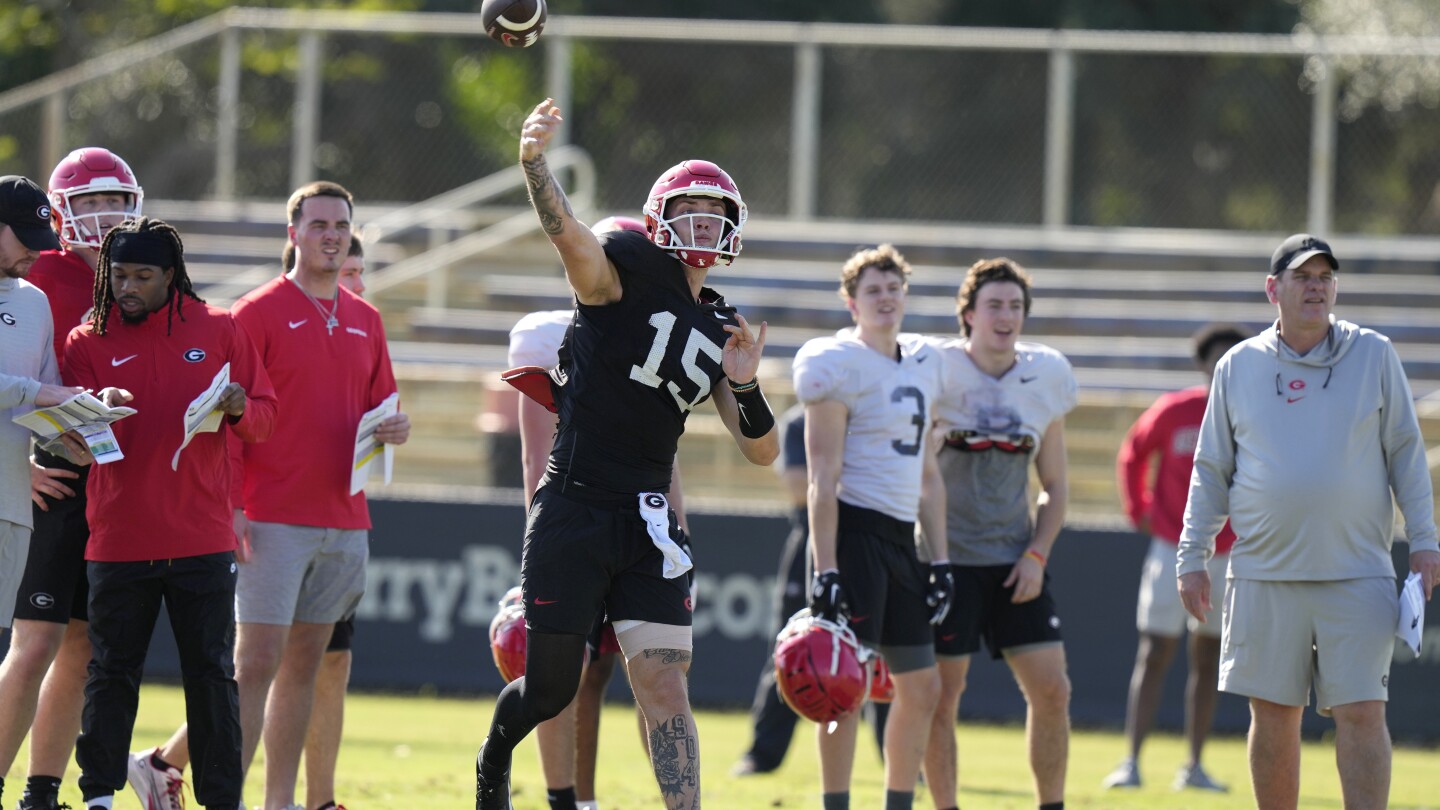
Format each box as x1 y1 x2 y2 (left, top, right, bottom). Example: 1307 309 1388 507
834 500 933 650
14 450 90 623
935 563 1063 660
521 483 691 636
326 614 355 652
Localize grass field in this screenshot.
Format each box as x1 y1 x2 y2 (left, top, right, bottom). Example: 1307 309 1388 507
8 684 1439 809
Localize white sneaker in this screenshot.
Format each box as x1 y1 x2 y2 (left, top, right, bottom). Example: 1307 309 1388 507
126 748 187 810
1102 758 1142 789
1175 762 1229 792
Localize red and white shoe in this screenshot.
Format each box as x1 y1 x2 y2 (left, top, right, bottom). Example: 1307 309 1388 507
126 748 186 810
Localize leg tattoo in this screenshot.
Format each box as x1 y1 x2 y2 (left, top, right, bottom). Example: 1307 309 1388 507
650 714 699 809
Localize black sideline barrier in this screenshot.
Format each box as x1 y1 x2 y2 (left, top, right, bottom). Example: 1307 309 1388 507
9 497 1437 741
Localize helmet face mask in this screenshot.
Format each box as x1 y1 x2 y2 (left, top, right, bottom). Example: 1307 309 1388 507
772 609 874 724
48 148 144 250
643 160 746 269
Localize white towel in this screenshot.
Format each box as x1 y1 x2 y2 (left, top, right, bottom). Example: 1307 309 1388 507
639 492 691 579
1396 572 1425 659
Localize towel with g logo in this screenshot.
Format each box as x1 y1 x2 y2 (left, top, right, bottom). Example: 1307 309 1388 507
639 492 690 579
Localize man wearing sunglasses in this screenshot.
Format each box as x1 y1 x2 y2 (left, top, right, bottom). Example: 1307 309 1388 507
922 258 1078 810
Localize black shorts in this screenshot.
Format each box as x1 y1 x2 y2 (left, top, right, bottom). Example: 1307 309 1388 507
521 484 691 636
14 451 89 624
834 500 933 651
326 614 355 652
936 564 1063 660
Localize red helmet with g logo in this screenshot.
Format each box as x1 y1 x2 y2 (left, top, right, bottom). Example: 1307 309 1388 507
643 160 745 269
773 609 873 724
489 587 527 683
868 655 894 704
48 147 144 250
591 215 648 236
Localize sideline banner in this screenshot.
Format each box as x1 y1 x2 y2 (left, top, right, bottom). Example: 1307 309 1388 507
91 496 1440 741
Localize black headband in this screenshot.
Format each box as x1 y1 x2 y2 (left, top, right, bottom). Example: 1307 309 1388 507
108 230 177 269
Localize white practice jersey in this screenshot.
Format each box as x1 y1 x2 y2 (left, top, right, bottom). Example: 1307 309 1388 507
930 338 1078 565
793 332 944 523
507 309 573 367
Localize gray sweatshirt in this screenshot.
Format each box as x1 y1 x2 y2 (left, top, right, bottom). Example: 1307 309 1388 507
0 277 60 529
1178 317 1437 581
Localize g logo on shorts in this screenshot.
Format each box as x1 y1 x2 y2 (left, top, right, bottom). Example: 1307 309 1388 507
0 312 15 326
183 348 206 362
30 592 55 609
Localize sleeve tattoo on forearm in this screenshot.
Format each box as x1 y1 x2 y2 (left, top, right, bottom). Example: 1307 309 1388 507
522 156 573 236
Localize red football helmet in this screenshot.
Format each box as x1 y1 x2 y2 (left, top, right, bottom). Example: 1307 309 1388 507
489 587 527 683
642 160 746 269
591 215 648 236
773 610 872 724
868 654 894 704
48 147 144 250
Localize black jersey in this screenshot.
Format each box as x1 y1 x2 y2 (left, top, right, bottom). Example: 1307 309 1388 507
546 230 738 495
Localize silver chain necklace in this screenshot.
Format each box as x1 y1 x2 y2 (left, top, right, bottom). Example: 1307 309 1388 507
294 278 340 335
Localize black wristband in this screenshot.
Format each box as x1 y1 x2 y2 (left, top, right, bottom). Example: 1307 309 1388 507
731 378 775 439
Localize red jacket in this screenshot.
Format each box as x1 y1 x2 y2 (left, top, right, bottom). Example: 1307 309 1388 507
230 276 397 529
63 301 277 562
26 249 95 372
1117 386 1236 553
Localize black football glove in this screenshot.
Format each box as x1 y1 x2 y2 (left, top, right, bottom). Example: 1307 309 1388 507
926 561 955 625
810 569 847 623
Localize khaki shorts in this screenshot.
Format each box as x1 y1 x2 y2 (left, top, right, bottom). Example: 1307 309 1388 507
1219 577 1396 716
235 522 368 625
1137 538 1227 639
0 520 32 629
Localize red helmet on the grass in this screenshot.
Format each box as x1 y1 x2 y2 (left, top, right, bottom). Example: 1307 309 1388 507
773 610 872 724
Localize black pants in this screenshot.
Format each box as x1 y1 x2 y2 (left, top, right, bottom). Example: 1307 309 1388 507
740 512 811 769
741 511 889 770
77 553 241 807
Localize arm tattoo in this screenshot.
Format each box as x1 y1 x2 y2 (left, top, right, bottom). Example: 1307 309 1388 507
642 648 692 665
649 713 699 808
521 155 574 236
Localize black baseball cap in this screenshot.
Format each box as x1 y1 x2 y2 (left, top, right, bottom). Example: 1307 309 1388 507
0 175 60 251
1270 233 1338 276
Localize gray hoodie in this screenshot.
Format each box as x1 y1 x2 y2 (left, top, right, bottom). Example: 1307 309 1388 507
0 276 59 530
1178 317 1437 581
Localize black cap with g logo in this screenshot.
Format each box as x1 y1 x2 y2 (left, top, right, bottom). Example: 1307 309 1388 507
0 175 61 251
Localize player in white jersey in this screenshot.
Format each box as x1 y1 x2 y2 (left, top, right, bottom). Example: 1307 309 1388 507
921 258 1077 810
793 245 952 810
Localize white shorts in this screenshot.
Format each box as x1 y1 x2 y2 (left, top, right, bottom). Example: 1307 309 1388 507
235 522 368 625
0 520 32 629
1136 537 1227 639
1219 577 1395 716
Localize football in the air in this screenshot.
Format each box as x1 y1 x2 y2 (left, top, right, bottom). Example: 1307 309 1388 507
481 0 547 48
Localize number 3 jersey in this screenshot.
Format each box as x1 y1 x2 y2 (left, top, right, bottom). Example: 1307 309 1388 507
929 338 1077 565
792 333 944 524
547 230 737 495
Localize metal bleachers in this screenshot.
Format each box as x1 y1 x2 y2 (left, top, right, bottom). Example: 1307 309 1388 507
146 199 1440 520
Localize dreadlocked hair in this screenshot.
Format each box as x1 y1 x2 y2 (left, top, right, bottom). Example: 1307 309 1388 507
92 216 204 336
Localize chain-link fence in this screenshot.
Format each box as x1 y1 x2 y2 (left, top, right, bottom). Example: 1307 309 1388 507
2 9 1438 235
